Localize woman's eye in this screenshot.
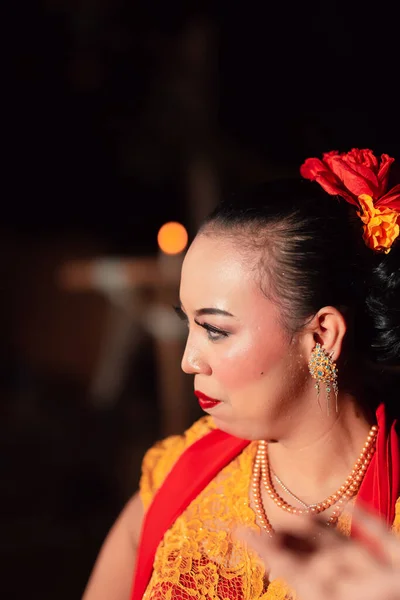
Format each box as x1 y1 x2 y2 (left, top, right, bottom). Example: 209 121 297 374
206 329 225 341
195 320 229 342
174 308 229 341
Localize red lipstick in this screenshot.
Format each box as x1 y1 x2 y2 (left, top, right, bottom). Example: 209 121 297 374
195 391 221 410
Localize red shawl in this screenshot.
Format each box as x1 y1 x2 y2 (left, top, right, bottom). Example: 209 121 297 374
131 403 399 600
356 403 400 524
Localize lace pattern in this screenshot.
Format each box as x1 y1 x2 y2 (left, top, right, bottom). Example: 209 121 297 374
140 417 399 600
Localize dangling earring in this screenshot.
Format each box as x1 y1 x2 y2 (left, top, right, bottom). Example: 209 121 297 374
308 343 339 416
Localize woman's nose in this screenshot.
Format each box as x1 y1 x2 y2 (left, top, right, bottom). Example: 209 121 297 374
181 337 211 375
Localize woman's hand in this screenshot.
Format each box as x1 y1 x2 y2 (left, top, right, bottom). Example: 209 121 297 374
238 507 400 600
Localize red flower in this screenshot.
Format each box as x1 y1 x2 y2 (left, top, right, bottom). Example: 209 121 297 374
300 149 400 209
300 148 400 253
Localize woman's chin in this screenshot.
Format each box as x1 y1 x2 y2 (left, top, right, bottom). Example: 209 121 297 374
211 415 266 441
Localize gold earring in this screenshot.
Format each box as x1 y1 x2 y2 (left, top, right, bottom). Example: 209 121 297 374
308 343 339 416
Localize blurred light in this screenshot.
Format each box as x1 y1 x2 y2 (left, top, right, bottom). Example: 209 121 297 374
157 222 188 255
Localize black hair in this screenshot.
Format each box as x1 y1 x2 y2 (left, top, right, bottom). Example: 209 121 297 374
201 178 400 367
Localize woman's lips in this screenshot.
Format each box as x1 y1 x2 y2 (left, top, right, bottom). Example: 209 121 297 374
195 391 221 410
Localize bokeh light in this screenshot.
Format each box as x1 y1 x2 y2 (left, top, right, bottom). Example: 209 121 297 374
157 222 188 255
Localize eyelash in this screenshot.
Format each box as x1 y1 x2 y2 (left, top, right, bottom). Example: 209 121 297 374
173 305 229 342
195 320 229 342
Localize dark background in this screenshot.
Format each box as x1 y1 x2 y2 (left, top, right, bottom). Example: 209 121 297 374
2 2 400 598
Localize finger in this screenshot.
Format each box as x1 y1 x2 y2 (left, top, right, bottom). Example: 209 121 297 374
351 504 400 567
234 526 277 563
242 531 340 600
236 524 340 580
237 526 382 600
235 522 327 563
352 503 394 540
271 540 384 600
237 529 312 586
274 514 350 552
236 517 348 563
332 570 400 600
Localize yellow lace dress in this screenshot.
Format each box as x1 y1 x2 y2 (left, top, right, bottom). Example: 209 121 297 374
140 417 400 600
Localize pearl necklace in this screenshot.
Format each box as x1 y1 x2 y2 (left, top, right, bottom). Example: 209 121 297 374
252 424 378 534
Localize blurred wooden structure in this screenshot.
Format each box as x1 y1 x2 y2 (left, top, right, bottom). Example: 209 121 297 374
58 254 190 436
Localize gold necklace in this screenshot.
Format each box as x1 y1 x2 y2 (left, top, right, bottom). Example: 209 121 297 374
251 424 378 534
270 469 318 508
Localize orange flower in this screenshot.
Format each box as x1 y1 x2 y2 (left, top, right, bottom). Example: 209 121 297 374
358 194 400 254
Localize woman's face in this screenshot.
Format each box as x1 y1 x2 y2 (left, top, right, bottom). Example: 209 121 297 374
179 233 311 441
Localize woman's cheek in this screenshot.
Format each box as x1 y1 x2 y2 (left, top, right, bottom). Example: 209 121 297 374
215 332 286 390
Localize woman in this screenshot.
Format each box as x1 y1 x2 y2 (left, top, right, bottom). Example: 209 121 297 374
83 148 400 600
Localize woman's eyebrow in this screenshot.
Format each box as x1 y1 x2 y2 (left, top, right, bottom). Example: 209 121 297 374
194 307 235 317
175 303 235 318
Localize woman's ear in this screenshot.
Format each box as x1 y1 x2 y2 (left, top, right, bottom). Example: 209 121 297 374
303 307 347 361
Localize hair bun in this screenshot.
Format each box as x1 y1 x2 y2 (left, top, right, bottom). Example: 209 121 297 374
365 246 400 364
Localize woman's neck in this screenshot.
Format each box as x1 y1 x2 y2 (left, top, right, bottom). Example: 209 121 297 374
267 393 374 501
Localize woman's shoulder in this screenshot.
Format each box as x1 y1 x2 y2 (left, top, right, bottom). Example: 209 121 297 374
139 416 215 510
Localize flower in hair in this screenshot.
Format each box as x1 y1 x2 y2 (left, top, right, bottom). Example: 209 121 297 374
300 148 400 253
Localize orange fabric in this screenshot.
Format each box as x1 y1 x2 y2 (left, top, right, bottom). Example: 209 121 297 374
131 422 249 600
393 500 400 535
133 416 399 600
138 418 289 599
131 404 400 599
